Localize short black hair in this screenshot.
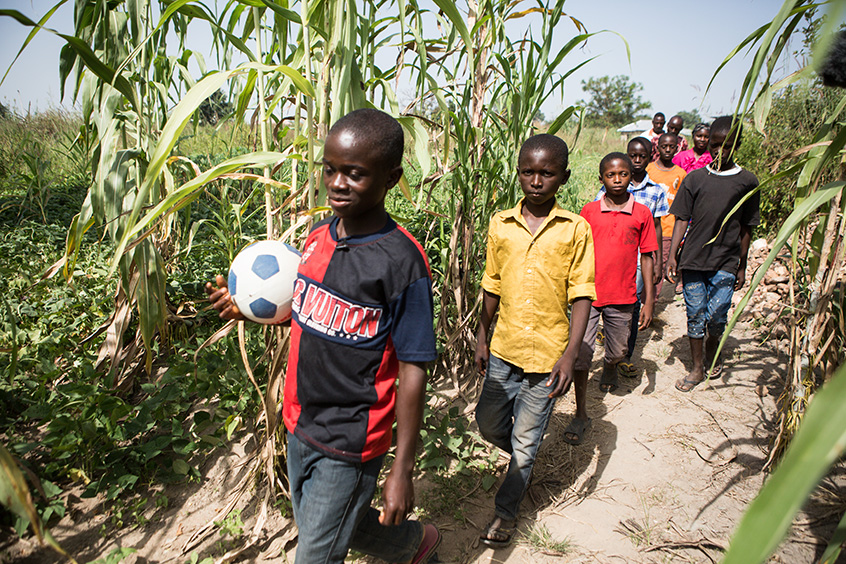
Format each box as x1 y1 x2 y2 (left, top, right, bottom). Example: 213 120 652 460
820 29 846 88
329 108 404 169
519 134 569 168
627 136 652 154
710 115 742 139
692 122 710 135
599 152 633 175
658 132 678 145
653 112 665 120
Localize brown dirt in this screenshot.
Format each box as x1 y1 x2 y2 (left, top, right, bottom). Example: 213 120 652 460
3 286 845 564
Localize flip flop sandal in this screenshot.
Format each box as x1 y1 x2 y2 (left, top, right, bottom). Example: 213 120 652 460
562 417 591 445
709 359 724 378
675 376 703 392
480 518 515 549
599 370 618 393
617 361 637 378
406 524 441 564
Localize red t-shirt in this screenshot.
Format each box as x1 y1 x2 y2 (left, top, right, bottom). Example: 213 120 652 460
580 195 658 307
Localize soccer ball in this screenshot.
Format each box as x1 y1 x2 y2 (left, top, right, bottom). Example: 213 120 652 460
228 240 302 324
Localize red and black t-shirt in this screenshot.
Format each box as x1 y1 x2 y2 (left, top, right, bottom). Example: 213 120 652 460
283 217 437 462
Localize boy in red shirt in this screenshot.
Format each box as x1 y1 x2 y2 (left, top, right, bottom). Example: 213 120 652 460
565 153 656 445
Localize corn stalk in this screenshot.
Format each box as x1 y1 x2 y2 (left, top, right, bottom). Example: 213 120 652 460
704 0 846 561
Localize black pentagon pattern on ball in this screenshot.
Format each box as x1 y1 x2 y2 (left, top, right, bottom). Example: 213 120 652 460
252 254 280 280
250 297 278 319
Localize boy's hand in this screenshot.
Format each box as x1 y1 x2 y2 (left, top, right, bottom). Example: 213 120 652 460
666 256 678 283
379 466 414 526
546 355 574 398
204 275 246 321
639 301 654 329
474 339 489 377
735 268 746 290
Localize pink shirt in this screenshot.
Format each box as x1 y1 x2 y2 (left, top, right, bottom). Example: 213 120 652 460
673 149 713 173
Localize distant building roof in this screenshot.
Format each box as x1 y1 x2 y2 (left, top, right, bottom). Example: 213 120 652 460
617 119 652 133
616 119 692 137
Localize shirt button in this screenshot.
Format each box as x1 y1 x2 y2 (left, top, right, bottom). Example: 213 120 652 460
526 326 531 330
526 298 531 303
527 268 532 273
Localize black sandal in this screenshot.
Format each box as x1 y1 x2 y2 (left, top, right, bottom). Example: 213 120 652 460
480 517 515 548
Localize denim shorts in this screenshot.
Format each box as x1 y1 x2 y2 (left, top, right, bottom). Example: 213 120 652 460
681 270 736 339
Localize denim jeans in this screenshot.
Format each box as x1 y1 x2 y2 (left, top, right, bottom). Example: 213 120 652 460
681 270 736 339
626 264 644 358
475 354 556 521
287 432 423 564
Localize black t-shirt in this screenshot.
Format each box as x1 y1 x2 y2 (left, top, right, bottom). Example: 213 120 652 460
669 165 760 273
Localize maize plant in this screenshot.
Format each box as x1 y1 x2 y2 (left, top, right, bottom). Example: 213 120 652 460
706 0 846 562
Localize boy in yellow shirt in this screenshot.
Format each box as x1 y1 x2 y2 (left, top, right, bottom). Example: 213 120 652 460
474 134 595 548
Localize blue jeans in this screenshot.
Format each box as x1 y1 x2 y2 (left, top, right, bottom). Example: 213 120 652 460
681 270 736 339
626 265 645 358
475 354 556 521
287 432 423 564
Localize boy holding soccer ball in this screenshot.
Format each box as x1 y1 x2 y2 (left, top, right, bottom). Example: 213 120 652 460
206 109 440 564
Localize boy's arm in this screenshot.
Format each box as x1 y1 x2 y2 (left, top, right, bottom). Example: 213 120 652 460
639 254 655 329
736 225 753 290
547 297 591 398
666 218 688 282
653 217 663 284
475 289 500 377
380 360 427 526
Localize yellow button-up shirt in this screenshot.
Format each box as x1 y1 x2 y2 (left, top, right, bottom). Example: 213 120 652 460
482 199 596 373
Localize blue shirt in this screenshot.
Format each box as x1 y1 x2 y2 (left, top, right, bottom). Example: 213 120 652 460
595 174 669 218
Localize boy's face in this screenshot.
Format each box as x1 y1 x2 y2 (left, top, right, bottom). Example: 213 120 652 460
322 130 402 219
626 143 649 175
693 128 710 153
599 159 631 198
709 129 740 168
667 117 683 135
657 136 677 163
517 148 570 208
652 115 665 132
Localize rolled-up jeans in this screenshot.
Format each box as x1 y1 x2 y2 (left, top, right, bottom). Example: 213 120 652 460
287 432 423 564
681 270 736 339
475 354 556 521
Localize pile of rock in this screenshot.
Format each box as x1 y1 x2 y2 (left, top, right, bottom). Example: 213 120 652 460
734 238 792 349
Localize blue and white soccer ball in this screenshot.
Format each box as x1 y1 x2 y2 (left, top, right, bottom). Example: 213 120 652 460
228 240 302 324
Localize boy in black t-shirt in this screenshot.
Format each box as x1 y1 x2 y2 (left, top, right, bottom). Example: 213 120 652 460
666 116 760 392
206 109 440 564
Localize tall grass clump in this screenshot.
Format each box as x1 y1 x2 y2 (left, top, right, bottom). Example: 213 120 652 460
708 0 846 562
1 0 607 553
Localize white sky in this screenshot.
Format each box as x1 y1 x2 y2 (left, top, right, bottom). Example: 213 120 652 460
0 0 816 120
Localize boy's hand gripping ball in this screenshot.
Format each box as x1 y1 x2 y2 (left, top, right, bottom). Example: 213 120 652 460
228 240 302 324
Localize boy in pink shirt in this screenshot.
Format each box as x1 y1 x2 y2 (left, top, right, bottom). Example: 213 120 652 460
565 153 656 445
